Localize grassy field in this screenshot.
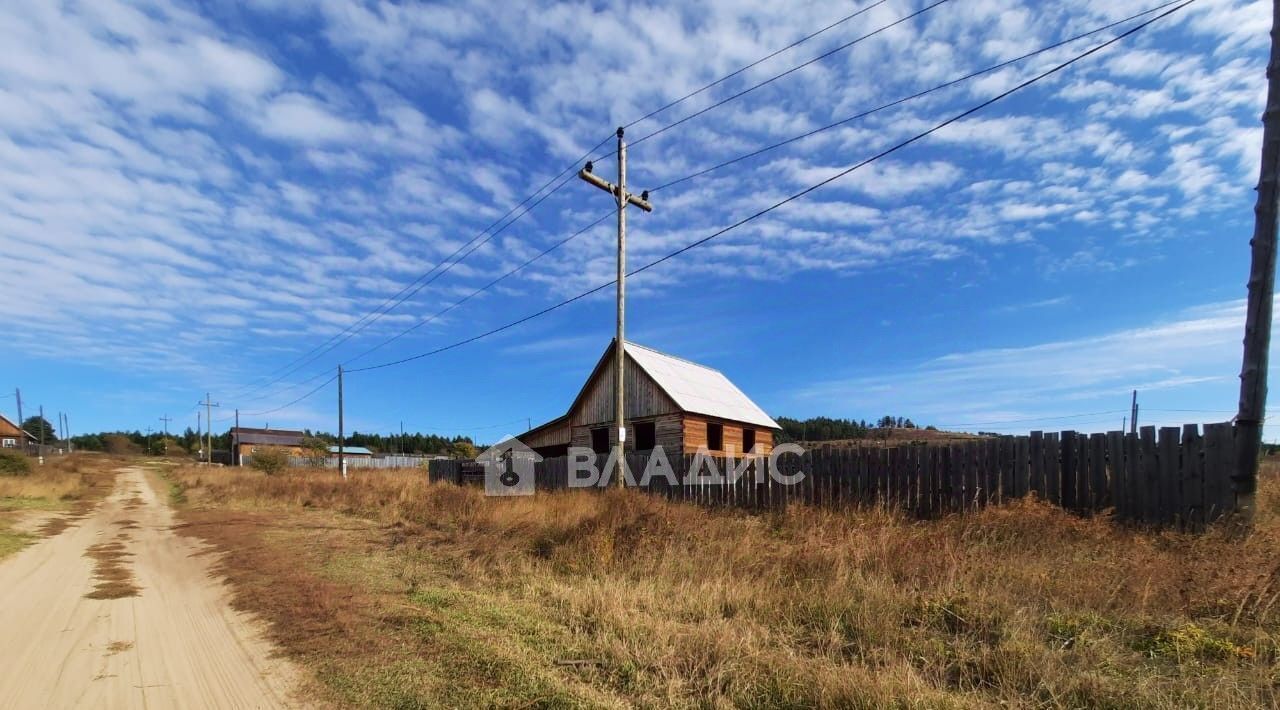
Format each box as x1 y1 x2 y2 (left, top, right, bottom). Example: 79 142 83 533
0 454 120 559
164 461 1280 708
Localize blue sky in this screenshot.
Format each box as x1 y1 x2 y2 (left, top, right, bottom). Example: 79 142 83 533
0 0 1272 440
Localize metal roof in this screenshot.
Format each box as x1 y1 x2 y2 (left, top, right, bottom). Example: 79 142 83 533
329 446 374 455
234 431 304 446
623 341 780 430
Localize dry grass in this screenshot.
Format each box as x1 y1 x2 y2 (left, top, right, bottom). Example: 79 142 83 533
165 461 1280 708
84 532 141 600
0 454 121 560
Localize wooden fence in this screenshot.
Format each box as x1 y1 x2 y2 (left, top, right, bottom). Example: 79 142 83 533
429 423 1242 529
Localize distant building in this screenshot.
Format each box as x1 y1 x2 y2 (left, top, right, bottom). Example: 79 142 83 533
517 339 780 459
230 427 306 465
328 445 373 458
0 414 35 451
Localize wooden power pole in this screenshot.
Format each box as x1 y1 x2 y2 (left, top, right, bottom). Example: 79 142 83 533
578 127 654 488
338 365 346 479
199 393 220 464
1236 0 1280 524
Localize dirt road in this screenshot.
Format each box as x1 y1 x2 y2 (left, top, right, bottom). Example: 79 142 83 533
0 466 299 709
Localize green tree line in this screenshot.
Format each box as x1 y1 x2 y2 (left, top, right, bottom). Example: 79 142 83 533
68 427 477 456
775 415 931 443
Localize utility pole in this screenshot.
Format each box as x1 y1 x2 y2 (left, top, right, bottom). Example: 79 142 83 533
198 393 220 464
63 413 71 452
578 127 654 489
159 414 172 454
14 388 23 453
1130 390 1138 435
197 410 202 460
38 404 44 457
338 366 346 479
234 409 240 466
1236 0 1280 524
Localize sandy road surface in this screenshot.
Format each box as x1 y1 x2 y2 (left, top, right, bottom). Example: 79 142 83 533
0 466 299 709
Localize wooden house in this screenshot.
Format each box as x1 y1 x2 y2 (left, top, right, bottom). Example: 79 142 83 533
518 340 779 459
231 427 306 464
0 414 35 450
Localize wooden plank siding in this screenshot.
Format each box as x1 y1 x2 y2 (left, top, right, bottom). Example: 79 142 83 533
569 353 678 428
682 415 774 456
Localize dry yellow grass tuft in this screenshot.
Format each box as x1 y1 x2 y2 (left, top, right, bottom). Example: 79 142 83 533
167 460 1280 708
0 454 121 559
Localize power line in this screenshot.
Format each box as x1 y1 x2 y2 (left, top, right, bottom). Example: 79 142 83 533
604 0 957 158
240 374 339 418
622 0 891 131
344 211 614 365
226 154 605 400
346 2 1192 377
336 5 1180 376
649 0 1186 193
226 5 894 401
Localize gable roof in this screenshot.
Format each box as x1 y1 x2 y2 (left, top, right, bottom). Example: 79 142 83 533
0 414 35 440
232 428 305 447
622 342 780 429
561 339 779 430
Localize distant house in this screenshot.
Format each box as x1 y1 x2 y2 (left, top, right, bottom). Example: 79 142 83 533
328 445 373 458
518 340 780 459
0 414 35 451
231 427 305 465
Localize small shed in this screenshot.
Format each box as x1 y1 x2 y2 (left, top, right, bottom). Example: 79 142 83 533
518 339 780 459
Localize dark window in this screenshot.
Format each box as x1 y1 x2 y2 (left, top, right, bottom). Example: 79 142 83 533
742 428 756 453
591 427 610 454
706 422 723 451
635 421 656 451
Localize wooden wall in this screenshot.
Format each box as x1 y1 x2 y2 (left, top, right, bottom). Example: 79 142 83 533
683 415 773 455
521 418 570 449
570 413 685 453
570 354 678 427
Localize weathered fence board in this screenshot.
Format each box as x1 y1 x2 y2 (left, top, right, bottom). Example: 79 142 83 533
429 421 1241 529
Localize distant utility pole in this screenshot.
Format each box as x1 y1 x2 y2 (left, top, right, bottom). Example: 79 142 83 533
38 405 44 450
337 366 346 479
14 388 23 452
62 413 71 452
1236 1 1280 524
159 414 172 454
1130 390 1139 435
198 393 220 464
578 127 654 489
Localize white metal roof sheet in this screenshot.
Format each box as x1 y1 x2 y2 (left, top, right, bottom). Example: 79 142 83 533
624 342 780 430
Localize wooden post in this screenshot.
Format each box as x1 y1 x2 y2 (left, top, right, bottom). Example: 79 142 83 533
338 365 345 479
1236 0 1280 522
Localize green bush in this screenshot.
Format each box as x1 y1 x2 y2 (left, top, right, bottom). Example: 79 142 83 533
250 447 290 475
0 449 32 476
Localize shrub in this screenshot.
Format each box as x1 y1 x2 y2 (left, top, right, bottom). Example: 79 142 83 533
103 434 141 455
0 449 32 476
250 447 290 475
